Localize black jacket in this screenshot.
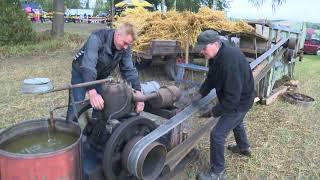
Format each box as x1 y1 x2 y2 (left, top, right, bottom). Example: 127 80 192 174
72 28 141 91
199 43 255 117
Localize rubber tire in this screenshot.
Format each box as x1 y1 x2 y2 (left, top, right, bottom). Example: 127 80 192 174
282 92 315 108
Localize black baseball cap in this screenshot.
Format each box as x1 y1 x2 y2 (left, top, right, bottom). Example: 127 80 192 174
194 30 220 52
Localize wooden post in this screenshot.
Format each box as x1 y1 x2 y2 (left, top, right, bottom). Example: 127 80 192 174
185 35 189 64
254 37 258 59
110 0 115 27
162 0 165 13
51 0 64 37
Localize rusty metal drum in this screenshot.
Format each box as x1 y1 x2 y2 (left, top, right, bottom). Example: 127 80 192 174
0 118 82 180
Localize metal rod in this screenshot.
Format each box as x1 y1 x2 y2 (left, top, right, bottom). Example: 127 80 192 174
46 78 114 94
250 38 288 69
133 92 159 102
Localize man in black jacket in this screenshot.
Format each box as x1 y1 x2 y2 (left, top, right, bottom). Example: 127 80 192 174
66 23 144 122
193 30 255 180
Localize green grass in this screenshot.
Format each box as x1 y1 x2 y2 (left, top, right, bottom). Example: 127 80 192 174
0 32 85 59
0 23 106 60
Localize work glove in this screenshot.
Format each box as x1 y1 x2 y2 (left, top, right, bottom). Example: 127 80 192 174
199 104 216 118
199 108 213 118
191 92 203 104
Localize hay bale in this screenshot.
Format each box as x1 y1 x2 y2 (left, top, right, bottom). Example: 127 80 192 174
114 7 254 53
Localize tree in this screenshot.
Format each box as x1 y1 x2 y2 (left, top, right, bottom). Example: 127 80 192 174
0 0 36 45
201 0 230 10
148 0 161 10
85 0 89 8
51 0 64 37
165 0 201 12
64 0 80 9
94 0 109 15
248 0 286 9
33 0 54 11
165 0 230 12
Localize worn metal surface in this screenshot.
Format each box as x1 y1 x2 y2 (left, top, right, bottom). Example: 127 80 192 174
250 38 289 69
102 116 158 180
0 119 82 180
128 37 292 177
282 92 315 108
47 78 114 93
127 90 217 178
165 117 220 170
146 86 182 109
21 78 54 94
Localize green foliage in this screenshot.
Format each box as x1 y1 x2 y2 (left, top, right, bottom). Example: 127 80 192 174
65 0 81 9
306 22 320 30
0 0 36 46
165 0 230 12
248 0 286 9
94 0 109 16
32 0 53 11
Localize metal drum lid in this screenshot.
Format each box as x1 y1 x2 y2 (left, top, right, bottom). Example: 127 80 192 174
21 77 53 94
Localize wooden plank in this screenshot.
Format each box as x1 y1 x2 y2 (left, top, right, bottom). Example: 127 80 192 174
250 37 288 69
263 85 288 105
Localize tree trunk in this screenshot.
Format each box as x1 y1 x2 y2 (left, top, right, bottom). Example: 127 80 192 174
51 0 64 37
161 0 165 12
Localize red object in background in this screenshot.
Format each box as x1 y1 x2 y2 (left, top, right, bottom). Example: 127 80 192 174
303 39 320 55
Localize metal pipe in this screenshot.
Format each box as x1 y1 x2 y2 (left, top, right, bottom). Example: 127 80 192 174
132 92 159 102
45 78 114 94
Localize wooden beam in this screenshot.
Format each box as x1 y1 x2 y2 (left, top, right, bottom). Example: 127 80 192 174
263 85 288 105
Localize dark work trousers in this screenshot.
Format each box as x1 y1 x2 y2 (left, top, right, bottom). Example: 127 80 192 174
210 111 250 174
66 67 102 122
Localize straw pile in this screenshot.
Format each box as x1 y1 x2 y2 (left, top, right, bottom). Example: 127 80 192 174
114 7 254 53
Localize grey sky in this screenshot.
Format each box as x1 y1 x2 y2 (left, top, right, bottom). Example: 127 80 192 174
227 0 320 23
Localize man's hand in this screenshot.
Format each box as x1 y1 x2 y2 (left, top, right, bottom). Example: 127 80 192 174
88 89 104 110
134 90 145 113
199 108 213 118
191 92 203 104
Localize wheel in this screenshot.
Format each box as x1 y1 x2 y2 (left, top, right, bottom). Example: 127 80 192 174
103 116 157 180
282 92 315 108
316 50 320 56
165 58 178 80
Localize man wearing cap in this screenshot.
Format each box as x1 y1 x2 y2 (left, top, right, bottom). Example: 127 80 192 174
192 30 255 180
